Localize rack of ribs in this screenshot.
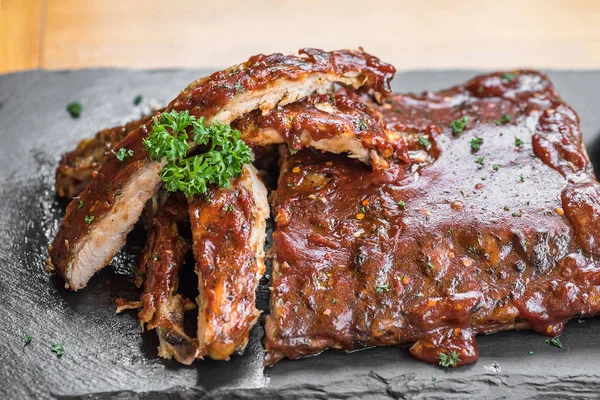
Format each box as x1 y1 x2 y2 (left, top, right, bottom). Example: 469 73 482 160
48 48 395 291
264 70 600 366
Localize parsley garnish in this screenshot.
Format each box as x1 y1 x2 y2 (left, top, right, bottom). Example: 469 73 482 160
394 108 403 114
234 81 244 92
544 337 563 348
432 374 436 381
332 298 339 304
470 137 483 152
450 117 468 135
528 351 534 355
142 110 252 197
133 95 143 105
24 335 32 346
152 253 160 261
358 117 369 131
84 215 94 224
519 174 525 182
130 266 144 277
66 102 82 118
427 262 435 270
504 205 510 211
438 351 460 367
475 156 485 165
359 205 366 213
578 318 585 323
398 200 406 210
376 284 390 293
418 135 431 150
51 343 64 357
495 114 511 125
492 164 499 171
224 204 234 212
77 200 84 209
514 137 524 147
502 73 515 82
477 86 484 94
113 148 134 161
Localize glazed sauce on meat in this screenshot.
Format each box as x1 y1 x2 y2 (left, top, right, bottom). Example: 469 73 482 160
265 71 600 366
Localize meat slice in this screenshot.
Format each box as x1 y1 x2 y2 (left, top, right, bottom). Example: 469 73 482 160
265 71 600 367
49 48 395 291
188 164 269 360
115 192 195 364
55 112 161 199
234 93 407 167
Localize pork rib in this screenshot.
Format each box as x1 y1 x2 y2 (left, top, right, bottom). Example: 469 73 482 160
189 164 269 360
115 192 195 364
55 112 162 199
49 49 395 291
265 71 600 366
234 93 407 167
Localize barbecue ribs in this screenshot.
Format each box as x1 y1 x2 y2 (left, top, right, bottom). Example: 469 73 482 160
264 71 600 366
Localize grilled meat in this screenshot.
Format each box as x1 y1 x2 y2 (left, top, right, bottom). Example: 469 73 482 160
235 93 407 167
115 192 195 364
55 112 161 199
49 49 395 291
189 164 269 360
264 71 600 366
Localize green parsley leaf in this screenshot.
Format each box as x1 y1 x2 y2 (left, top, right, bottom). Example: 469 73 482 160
51 343 64 357
152 253 160 261
375 284 390 293
438 351 460 367
359 205 366 213
398 200 406 210
578 318 585 323
418 135 431 150
502 73 515 82
477 86 484 94
143 110 252 197
475 156 485 165
520 174 525 182
470 137 483 152
432 374 436 381
492 164 499 171
528 351 534 355
24 335 32 346
427 262 435 270
504 205 510 211
66 102 82 118
84 215 94 224
224 204 234 212
130 265 144 277
394 108 403 114
113 148 134 161
358 117 369 131
514 137 524 147
133 95 143 105
495 114 511 125
450 117 468 135
234 81 244 92
332 298 339 304
77 200 84 209
544 337 563 348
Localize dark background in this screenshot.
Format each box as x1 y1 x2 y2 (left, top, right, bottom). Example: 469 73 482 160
1 70 600 399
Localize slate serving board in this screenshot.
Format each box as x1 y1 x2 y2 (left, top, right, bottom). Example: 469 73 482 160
2 69 600 400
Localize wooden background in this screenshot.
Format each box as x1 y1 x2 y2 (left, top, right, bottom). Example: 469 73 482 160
1 0 600 74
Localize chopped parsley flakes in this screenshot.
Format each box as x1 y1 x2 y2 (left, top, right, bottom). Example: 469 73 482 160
450 117 468 135
66 102 82 118
544 337 563 348
438 351 460 367
113 148 134 161
51 343 64 357
470 137 483 152
418 135 431 150
375 284 390 293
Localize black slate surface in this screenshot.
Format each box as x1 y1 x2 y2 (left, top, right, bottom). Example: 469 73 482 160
1 69 600 399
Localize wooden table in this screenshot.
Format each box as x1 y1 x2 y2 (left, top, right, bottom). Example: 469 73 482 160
2 0 600 74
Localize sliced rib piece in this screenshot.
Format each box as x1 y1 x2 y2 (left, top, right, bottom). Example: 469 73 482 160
188 164 269 360
234 93 407 167
265 71 600 367
115 192 195 364
49 48 395 291
56 112 161 199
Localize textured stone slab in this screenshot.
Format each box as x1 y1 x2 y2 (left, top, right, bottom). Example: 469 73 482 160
1 69 600 399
